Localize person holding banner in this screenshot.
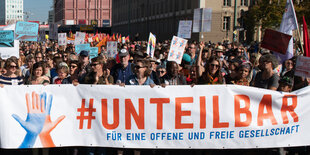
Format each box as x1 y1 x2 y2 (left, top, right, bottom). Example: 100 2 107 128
0 57 23 85
125 59 155 86
197 56 225 85
83 56 114 85
24 62 50 85
159 61 187 85
111 49 134 84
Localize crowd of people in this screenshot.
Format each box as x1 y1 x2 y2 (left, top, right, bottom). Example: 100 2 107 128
0 39 308 94
0 39 310 155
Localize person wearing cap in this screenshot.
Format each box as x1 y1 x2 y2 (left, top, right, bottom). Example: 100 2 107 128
111 49 134 84
77 50 92 82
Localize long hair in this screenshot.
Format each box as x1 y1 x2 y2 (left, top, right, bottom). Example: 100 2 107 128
201 56 224 84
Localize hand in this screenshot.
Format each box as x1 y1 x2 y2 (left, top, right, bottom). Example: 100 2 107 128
12 92 46 148
149 84 156 88
160 83 166 88
39 94 65 147
199 41 205 50
119 83 125 87
191 83 195 87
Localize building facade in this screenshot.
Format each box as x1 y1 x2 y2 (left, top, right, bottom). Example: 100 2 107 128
54 0 112 27
0 0 23 25
48 10 55 24
112 0 253 43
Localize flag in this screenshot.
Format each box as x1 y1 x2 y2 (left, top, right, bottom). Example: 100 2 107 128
261 29 292 55
275 0 299 63
96 36 107 54
125 36 130 42
112 34 116 41
303 16 310 57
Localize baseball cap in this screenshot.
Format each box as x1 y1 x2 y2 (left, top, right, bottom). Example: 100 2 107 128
119 49 129 57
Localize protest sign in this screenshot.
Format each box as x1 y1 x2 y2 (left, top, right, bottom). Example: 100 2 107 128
0 85 308 149
146 32 156 58
75 43 90 55
75 32 86 45
177 20 192 39
167 36 188 64
15 21 39 41
0 40 19 59
58 33 67 46
89 47 99 59
202 8 212 32
107 41 117 58
38 30 46 42
295 56 310 78
49 24 58 40
261 29 292 55
0 30 14 47
193 8 202 33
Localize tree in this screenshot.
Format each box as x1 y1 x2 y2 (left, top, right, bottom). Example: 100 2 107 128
244 0 310 43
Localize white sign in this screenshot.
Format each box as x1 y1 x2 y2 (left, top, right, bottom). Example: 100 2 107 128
107 41 117 58
38 30 46 42
193 8 202 33
66 20 74 25
295 56 310 78
74 32 86 45
0 85 308 149
202 8 212 32
177 20 192 39
49 24 58 40
0 40 19 59
167 36 188 64
146 32 156 58
58 33 67 46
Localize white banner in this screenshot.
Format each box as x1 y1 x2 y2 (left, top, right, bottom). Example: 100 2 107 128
177 20 192 39
75 32 86 45
167 36 188 64
147 32 156 58
107 41 117 58
0 85 308 149
58 33 67 46
295 56 310 78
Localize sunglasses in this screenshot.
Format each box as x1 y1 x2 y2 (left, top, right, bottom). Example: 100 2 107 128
135 66 146 69
90 63 99 67
9 65 18 69
157 70 165 73
70 65 78 68
210 64 219 68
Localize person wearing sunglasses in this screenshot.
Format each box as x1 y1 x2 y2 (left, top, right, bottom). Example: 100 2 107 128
197 56 225 85
83 56 114 85
0 57 23 85
125 59 155 86
253 54 279 90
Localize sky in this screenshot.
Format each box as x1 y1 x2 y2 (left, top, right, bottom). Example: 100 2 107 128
24 0 52 22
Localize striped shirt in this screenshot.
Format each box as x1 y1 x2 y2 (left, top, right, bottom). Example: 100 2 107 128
0 75 23 85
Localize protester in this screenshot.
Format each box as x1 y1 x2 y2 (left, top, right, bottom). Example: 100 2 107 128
0 58 23 85
83 56 113 85
111 49 134 84
197 56 225 85
125 59 155 86
253 54 279 90
24 62 50 85
159 61 187 85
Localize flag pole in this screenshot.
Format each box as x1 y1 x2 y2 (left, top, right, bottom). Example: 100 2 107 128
296 25 305 55
290 0 304 55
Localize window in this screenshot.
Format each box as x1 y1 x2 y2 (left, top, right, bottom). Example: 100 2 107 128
223 0 231 6
223 16 231 31
240 0 248 6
